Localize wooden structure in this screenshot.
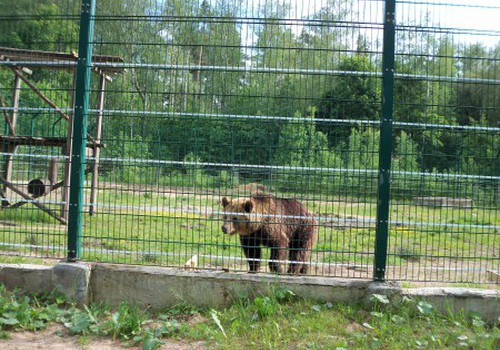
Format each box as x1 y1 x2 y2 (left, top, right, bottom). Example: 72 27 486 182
0 47 124 224
413 196 473 209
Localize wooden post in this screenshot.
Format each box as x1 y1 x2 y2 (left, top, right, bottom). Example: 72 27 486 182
9 67 71 121
2 75 21 204
89 73 106 215
48 158 58 185
61 72 77 219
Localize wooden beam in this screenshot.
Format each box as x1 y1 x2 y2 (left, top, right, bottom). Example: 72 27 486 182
6 177 66 209
0 94 15 135
0 135 67 147
0 176 67 225
61 69 77 220
7 200 28 209
0 46 125 75
2 75 21 204
9 67 98 145
89 73 106 215
9 67 71 121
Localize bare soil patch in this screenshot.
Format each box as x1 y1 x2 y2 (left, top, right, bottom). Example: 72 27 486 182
1 324 208 350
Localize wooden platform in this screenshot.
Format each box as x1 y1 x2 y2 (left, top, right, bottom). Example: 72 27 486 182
413 196 473 208
0 46 124 74
0 135 67 147
0 46 121 222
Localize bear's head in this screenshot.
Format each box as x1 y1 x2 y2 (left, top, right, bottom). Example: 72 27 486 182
220 196 260 236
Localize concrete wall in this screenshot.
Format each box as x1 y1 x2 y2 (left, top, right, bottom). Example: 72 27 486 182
89 264 372 308
1 262 498 323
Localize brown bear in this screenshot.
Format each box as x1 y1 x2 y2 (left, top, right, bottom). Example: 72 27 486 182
220 193 317 274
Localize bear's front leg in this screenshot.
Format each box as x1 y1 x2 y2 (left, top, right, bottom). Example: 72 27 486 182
240 235 261 273
269 247 287 274
288 247 310 274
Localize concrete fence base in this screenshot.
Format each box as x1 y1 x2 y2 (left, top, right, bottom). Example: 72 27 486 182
1 262 498 323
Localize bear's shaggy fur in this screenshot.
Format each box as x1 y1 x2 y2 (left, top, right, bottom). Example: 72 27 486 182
220 193 317 274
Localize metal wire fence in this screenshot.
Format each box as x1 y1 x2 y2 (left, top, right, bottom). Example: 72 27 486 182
0 0 498 284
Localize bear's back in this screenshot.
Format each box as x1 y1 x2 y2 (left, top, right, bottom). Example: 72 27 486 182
250 193 313 223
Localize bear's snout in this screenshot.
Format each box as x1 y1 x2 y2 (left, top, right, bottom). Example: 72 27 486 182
222 224 234 235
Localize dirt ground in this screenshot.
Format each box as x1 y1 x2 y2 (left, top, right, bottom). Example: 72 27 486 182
0 324 208 350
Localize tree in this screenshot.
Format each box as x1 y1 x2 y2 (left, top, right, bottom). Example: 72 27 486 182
274 108 332 168
393 131 419 172
0 0 78 142
0 0 78 52
274 108 342 192
100 132 150 183
455 43 499 126
429 36 458 117
315 55 381 145
345 128 379 170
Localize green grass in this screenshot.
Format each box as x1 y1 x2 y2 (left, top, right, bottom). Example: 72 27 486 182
0 186 498 282
0 256 56 265
204 294 499 349
0 284 498 349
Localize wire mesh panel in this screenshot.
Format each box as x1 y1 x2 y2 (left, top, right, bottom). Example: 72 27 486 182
81 0 385 278
0 1 498 285
0 0 82 259
387 0 499 283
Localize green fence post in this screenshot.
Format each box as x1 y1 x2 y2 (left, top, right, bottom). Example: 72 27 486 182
374 0 396 281
67 0 96 261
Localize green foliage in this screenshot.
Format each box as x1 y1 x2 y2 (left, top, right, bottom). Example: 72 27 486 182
456 43 499 126
1 0 497 204
0 284 200 349
393 68 427 121
456 119 500 177
101 132 151 183
201 290 500 349
0 0 78 51
63 305 100 335
183 152 203 177
274 108 343 193
0 284 67 336
102 303 145 339
274 108 330 168
1 284 499 350
393 131 419 172
346 128 379 170
316 55 381 145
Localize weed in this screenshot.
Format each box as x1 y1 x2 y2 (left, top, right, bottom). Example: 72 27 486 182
104 303 146 339
1 284 499 350
23 234 39 245
63 304 101 335
142 254 160 264
396 246 421 261
0 285 68 333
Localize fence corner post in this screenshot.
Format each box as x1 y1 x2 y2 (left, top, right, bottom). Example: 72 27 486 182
374 0 396 282
67 0 96 262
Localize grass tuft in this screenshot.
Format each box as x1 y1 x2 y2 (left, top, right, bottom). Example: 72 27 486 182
0 283 499 349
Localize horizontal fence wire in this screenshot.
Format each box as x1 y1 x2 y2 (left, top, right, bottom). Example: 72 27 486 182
0 0 498 284
2 106 500 132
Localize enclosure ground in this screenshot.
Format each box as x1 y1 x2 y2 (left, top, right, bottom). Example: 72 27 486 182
0 282 498 350
1 183 498 284
1 324 208 350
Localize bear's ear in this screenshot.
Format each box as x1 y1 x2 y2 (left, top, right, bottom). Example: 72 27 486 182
221 197 230 208
244 200 253 213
